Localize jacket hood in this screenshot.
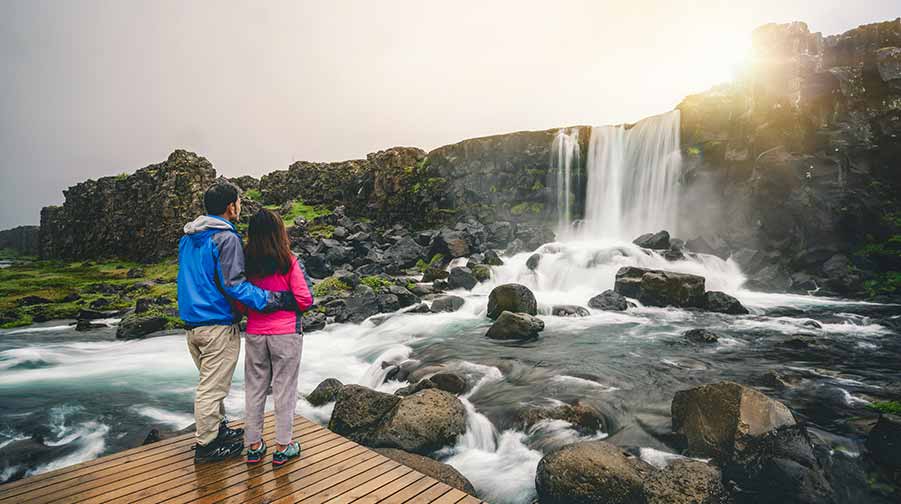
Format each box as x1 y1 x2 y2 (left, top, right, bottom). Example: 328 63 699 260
183 215 235 235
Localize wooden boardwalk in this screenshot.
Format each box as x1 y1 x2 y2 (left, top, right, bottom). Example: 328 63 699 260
0 414 486 504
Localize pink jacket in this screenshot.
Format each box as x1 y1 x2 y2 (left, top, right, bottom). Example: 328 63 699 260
242 257 313 335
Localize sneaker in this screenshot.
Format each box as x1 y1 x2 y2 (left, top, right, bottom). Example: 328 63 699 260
272 441 301 467
219 419 244 443
194 437 244 463
246 440 267 464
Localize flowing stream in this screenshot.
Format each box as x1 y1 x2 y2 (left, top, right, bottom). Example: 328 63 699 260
2 111 899 502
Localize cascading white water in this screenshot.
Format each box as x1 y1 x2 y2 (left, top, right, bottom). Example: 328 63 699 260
582 110 682 240
550 128 580 232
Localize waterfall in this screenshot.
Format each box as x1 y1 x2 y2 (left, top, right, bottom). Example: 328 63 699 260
582 110 682 240
550 128 580 233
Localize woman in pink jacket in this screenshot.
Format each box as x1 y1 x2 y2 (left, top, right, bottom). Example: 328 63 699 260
240 208 313 466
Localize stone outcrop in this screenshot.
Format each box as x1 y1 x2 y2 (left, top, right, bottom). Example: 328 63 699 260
0 226 39 256
373 448 476 494
614 267 706 308
486 283 538 319
39 150 216 261
485 311 544 340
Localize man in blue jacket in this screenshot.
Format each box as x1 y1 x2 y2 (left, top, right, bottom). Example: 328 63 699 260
177 182 296 463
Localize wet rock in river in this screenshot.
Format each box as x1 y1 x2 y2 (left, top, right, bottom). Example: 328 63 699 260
487 283 537 319
552 304 591 317
683 328 720 344
115 313 168 339
704 291 749 315
485 311 544 340
535 440 653 504
372 389 466 454
374 448 476 494
633 230 671 250
430 295 465 313
614 267 706 308
642 459 728 504
588 290 630 311
866 413 901 474
307 378 344 406
446 266 477 290
517 399 606 435
526 253 541 270
328 385 401 444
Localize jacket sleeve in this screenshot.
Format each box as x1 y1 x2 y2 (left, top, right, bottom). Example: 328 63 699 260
290 258 314 312
213 231 274 311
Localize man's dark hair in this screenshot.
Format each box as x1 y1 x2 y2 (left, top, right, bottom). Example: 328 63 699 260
204 183 240 215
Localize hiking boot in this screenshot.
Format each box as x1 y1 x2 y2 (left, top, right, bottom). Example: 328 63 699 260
246 440 267 464
272 441 301 467
194 437 244 463
219 419 244 443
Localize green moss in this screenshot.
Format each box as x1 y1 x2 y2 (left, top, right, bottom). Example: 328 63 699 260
687 146 701 156
0 313 33 329
510 202 529 216
405 282 417 291
243 188 262 201
312 277 350 297
471 264 491 282
308 224 334 239
868 401 901 415
531 181 544 191
264 200 332 229
115 172 128 181
361 275 393 290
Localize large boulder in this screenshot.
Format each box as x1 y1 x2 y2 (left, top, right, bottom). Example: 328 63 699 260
429 229 471 258
307 378 344 406
516 400 606 434
614 267 706 308
374 448 476 494
642 459 729 504
633 230 671 250
336 285 380 323
328 385 401 444
372 389 466 454
115 313 168 340
485 311 544 340
704 291 750 315
430 295 465 313
383 237 424 269
447 267 478 290
672 381 796 462
535 440 653 504
683 328 720 344
588 290 629 311
866 413 901 473
487 283 538 319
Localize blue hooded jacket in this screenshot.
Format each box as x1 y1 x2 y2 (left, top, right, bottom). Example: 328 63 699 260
177 215 277 327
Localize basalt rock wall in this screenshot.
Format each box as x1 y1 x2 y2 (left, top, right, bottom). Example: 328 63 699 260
0 226 40 256
678 19 901 297
39 150 216 261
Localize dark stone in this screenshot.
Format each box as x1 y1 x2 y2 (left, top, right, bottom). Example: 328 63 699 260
408 302 431 313
486 283 537 319
551 304 591 317
384 237 424 269
587 290 629 311
142 428 161 445
429 373 467 395
485 311 544 340
301 310 327 332
866 413 901 472
422 265 449 282
429 229 471 258
305 254 334 279
614 267 706 308
328 385 401 444
75 319 105 331
16 295 52 307
126 268 146 279
446 267 477 290
643 459 728 504
526 253 541 270
516 400 606 434
704 291 750 315
430 295 465 313
683 328 720 343
373 448 476 494
633 230 671 250
115 314 169 339
371 389 466 454
387 285 419 308
307 378 344 406
483 249 504 266
336 285 380 323
76 309 112 320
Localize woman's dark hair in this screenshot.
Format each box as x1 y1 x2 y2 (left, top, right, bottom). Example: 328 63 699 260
244 209 293 277
204 182 240 215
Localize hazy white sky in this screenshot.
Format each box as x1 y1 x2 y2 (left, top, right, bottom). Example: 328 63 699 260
1 1 898 227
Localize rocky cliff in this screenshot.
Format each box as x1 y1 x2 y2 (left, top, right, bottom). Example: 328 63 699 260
0 226 39 256
39 150 216 261
678 18 901 297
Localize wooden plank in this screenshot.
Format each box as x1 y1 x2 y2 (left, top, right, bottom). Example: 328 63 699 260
266 456 395 504
216 447 379 504
345 471 427 504
17 415 300 504
320 464 415 503
430 489 469 504
376 476 440 504
456 496 484 504
82 425 335 504
0 416 260 502
294 459 401 504
406 482 455 503
163 437 358 504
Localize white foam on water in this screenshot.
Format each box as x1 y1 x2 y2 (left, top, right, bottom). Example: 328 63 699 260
1 324 74 335
639 447 691 469
131 406 195 429
0 465 22 484
549 375 618 392
27 421 110 476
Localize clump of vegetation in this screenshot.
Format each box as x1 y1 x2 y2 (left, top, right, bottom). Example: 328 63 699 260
274 200 332 228
312 276 350 297
243 188 262 201
510 202 544 216
868 401 901 415
308 223 335 239
361 275 393 291
416 253 445 272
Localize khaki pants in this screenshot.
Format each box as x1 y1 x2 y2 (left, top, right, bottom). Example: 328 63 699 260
186 324 240 446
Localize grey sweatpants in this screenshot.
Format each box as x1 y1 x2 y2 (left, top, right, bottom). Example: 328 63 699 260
243 333 303 446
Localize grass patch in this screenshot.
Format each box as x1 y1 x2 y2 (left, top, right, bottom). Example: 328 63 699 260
361 275 393 291
243 188 262 201
868 401 901 415
312 277 350 297
415 253 445 272
266 200 332 228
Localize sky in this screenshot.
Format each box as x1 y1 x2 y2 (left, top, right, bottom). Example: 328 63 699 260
1 1 898 228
